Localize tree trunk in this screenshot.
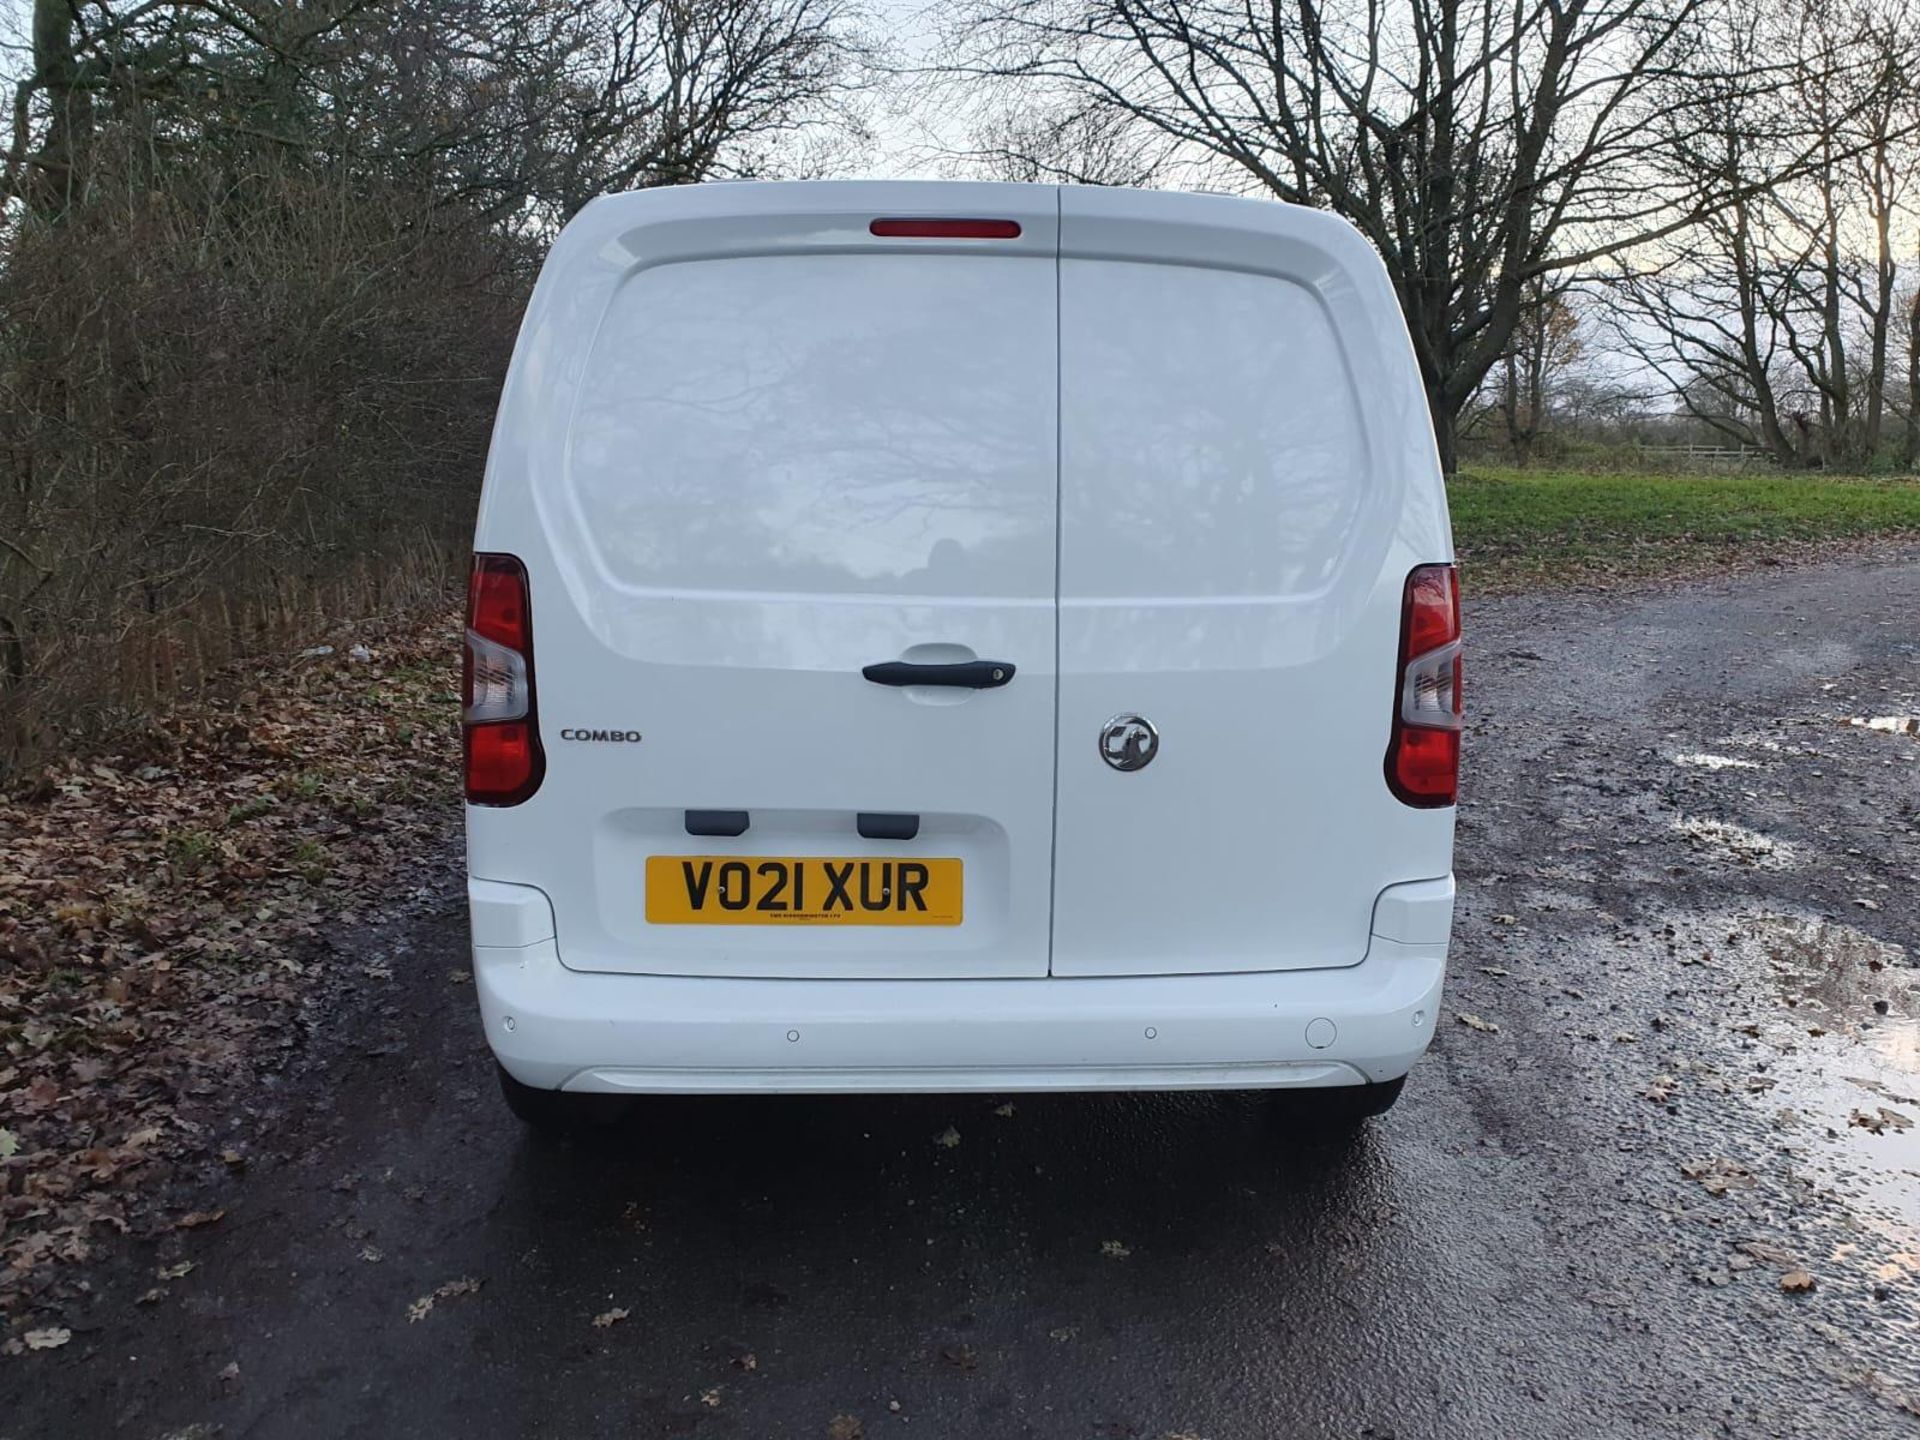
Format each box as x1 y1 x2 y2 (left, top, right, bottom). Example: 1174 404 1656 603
1865 172 1894 462
1428 384 1459 476
30 0 89 219
1907 282 1919 470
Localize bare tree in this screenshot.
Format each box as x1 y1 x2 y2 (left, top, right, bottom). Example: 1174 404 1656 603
6 1 869 225
932 0 1821 471
1499 279 1586 464
1608 0 1920 467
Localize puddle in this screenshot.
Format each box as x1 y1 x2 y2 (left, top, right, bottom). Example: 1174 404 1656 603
1672 752 1761 771
1846 715 1920 738
1733 914 1920 1232
1671 817 1796 867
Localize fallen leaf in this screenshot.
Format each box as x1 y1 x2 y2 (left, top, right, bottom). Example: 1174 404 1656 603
1780 1269 1816 1294
592 1307 629 1329
992 1101 1015 1118
827 1416 865 1440
407 1297 435 1323
933 1126 961 1149
1101 1239 1131 1259
1642 1076 1676 1104
219 1361 240 1382
1456 1012 1499 1034
1679 1157 1752 1196
24 1327 71 1350
176 1209 225 1229
730 1351 758 1372
1736 1240 1798 1268
156 1261 195 1280
699 1388 722 1408
0 1128 17 1159
1478 966 1509 977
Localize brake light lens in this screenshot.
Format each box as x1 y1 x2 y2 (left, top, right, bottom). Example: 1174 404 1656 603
869 218 1022 239
463 554 544 805
1385 564 1462 807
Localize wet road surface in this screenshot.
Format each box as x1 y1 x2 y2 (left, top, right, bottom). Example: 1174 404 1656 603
9 555 1920 1438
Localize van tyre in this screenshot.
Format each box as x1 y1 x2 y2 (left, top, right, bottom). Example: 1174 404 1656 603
1268 1076 1405 1133
496 1063 623 1135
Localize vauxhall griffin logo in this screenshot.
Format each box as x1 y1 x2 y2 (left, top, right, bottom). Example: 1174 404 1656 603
1099 714 1158 772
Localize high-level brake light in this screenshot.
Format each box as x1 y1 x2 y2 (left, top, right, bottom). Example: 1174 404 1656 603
869 218 1022 239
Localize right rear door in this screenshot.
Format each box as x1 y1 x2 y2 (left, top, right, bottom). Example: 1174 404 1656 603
1049 187 1435 977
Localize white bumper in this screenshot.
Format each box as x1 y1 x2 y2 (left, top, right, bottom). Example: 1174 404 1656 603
469 877 1451 1094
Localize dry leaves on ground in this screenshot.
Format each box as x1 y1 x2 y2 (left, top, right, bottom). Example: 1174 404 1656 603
0 614 459 1322
407 1275 483 1323
1680 1157 1754 1196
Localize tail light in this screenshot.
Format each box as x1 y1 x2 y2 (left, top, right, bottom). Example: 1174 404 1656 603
464 553 544 805
1385 564 1462 807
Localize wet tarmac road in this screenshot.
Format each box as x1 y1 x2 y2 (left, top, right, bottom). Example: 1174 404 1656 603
9 555 1920 1439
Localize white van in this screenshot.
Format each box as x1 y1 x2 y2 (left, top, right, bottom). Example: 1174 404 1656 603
464 181 1459 1130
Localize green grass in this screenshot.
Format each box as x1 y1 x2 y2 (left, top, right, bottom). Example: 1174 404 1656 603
1450 468 1920 590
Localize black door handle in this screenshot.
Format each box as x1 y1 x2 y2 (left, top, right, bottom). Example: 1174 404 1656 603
862 660 1015 689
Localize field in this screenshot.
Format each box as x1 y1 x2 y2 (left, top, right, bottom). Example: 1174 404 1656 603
1450 467 1920 590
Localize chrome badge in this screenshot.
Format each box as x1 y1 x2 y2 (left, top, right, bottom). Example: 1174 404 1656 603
1099 714 1159 772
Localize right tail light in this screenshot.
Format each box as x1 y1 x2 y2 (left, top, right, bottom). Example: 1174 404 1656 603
1385 563 1461 807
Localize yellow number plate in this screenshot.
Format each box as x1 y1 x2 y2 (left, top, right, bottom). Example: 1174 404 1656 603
645 855 963 926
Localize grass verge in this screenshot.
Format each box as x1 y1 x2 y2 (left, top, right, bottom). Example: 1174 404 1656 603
1451 468 1920 592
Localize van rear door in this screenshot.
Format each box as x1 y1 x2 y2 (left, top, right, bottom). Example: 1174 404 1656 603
489 184 1060 980
1049 187 1452 977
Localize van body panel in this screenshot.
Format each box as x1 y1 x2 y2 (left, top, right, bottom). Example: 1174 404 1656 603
476 929 1447 1093
1050 187 1453 976
468 180 1458 1089
469 182 1062 979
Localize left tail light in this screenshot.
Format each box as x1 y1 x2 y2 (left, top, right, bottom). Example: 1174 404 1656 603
463 553 544 805
1384 563 1462 807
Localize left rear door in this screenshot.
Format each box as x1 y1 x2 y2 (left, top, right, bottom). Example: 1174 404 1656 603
476 183 1063 980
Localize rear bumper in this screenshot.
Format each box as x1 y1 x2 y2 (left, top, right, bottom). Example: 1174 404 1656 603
470 879 1450 1094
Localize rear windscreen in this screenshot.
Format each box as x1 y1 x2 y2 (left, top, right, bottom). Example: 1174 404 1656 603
1060 259 1369 598
564 254 1058 599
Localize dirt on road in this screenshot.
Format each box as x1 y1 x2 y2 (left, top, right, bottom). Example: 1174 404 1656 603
4 555 1919 1439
